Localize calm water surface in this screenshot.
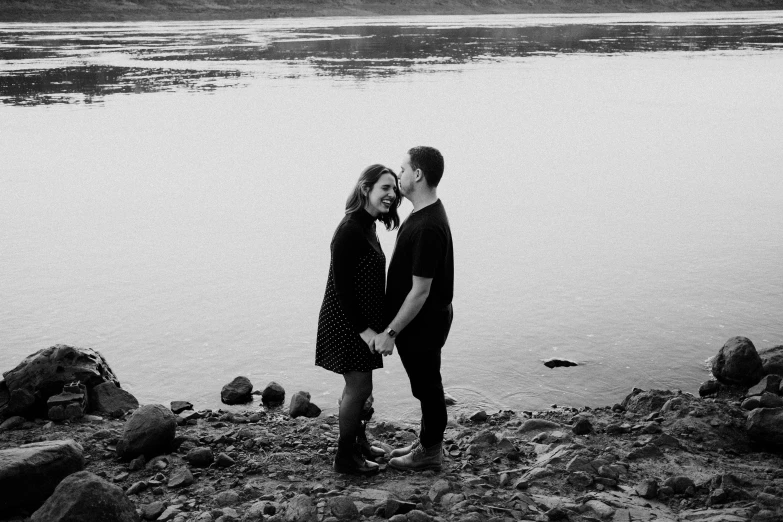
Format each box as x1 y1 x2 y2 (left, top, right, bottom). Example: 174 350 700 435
2 11 782 421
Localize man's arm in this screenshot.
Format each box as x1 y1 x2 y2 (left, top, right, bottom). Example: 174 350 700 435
374 275 432 356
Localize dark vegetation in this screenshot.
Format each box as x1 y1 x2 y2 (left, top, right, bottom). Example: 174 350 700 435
2 0 783 23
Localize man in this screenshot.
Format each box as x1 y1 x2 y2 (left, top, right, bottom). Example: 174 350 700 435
373 146 454 471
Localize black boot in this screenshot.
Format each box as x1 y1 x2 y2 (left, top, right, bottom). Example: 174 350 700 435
334 439 380 476
357 419 385 460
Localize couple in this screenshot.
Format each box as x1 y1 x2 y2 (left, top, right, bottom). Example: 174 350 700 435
315 146 454 476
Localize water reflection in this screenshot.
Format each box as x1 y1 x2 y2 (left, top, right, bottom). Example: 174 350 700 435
0 66 241 105
2 13 783 105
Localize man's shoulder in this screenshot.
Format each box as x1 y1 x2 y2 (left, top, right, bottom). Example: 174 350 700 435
417 200 450 229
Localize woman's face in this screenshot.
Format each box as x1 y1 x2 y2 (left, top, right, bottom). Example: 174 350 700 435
364 172 398 217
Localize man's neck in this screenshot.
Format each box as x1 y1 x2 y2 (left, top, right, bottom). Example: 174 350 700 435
409 189 439 213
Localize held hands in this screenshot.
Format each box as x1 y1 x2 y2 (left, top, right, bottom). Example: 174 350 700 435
360 328 377 353
373 331 395 357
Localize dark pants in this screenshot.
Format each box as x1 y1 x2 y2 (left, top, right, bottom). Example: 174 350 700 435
397 305 453 448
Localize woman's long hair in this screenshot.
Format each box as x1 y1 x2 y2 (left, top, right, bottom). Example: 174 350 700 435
345 164 402 230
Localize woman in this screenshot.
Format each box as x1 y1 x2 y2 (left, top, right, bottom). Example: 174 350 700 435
316 164 400 475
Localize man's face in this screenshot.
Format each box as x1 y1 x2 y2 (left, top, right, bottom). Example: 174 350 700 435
398 154 416 198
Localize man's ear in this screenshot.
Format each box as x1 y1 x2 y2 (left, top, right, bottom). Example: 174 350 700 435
414 169 423 182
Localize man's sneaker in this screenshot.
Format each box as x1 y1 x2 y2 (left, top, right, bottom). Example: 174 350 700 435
388 441 442 471
388 441 418 458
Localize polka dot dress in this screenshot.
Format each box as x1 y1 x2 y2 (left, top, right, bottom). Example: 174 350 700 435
316 211 385 374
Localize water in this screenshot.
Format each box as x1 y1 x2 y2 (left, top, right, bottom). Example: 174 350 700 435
2 12 782 422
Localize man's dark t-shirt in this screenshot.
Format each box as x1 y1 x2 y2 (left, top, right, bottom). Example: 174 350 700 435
385 199 454 348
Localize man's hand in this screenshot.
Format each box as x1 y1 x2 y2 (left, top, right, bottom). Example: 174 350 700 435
373 331 395 356
360 328 377 353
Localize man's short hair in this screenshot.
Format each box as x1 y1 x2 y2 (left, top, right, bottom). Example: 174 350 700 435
408 146 444 187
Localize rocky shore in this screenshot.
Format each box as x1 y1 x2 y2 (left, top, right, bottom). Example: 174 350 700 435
1 0 783 23
2 337 783 522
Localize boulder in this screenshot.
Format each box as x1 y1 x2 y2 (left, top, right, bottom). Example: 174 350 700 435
262 381 286 406
635 479 658 499
621 388 674 414
759 392 783 408
167 467 194 488
89 381 139 418
2 345 120 417
0 379 9 413
711 337 764 386
747 406 783 446
0 415 26 431
285 494 317 522
428 479 451 502
543 358 578 368
289 391 322 418
758 345 783 375
663 475 695 494
384 499 416 517
469 410 488 422
747 375 782 397
221 376 253 405
30 471 139 522
170 401 193 414
572 417 593 435
741 396 761 410
187 447 214 467
0 439 85 513
328 496 359 520
116 404 177 460
626 444 663 460
698 379 721 397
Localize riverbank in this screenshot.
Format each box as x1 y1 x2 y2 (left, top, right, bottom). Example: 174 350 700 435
2 386 783 522
1 0 782 23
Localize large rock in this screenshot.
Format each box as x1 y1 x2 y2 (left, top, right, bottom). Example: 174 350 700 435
746 406 783 446
286 494 317 522
116 404 177 460
221 376 253 405
262 381 286 406
2 345 120 417
89 381 139 418
289 391 321 418
712 337 764 386
0 439 85 513
621 388 674 414
758 345 783 376
30 470 139 522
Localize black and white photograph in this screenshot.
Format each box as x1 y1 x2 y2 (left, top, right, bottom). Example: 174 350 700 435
1 0 783 520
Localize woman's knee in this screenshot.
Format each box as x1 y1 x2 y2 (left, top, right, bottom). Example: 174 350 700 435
344 372 373 400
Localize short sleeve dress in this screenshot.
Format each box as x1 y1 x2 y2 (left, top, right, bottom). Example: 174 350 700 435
315 208 385 374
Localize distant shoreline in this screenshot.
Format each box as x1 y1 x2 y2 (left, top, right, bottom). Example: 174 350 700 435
1 0 782 23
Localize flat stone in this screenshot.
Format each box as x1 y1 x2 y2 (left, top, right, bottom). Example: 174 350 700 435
141 501 166 520
428 479 451 502
170 401 193 414
0 439 85 512
168 467 194 488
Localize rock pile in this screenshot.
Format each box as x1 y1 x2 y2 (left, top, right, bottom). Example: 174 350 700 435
0 344 138 421
2 337 783 522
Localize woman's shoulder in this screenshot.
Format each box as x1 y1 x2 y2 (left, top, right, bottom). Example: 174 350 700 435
332 213 366 242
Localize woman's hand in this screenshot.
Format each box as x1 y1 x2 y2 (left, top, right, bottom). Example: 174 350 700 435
360 328 378 352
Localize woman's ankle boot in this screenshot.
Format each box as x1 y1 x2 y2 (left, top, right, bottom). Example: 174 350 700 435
334 439 380 476
357 420 385 460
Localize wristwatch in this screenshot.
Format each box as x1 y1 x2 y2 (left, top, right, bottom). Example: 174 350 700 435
385 327 397 338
